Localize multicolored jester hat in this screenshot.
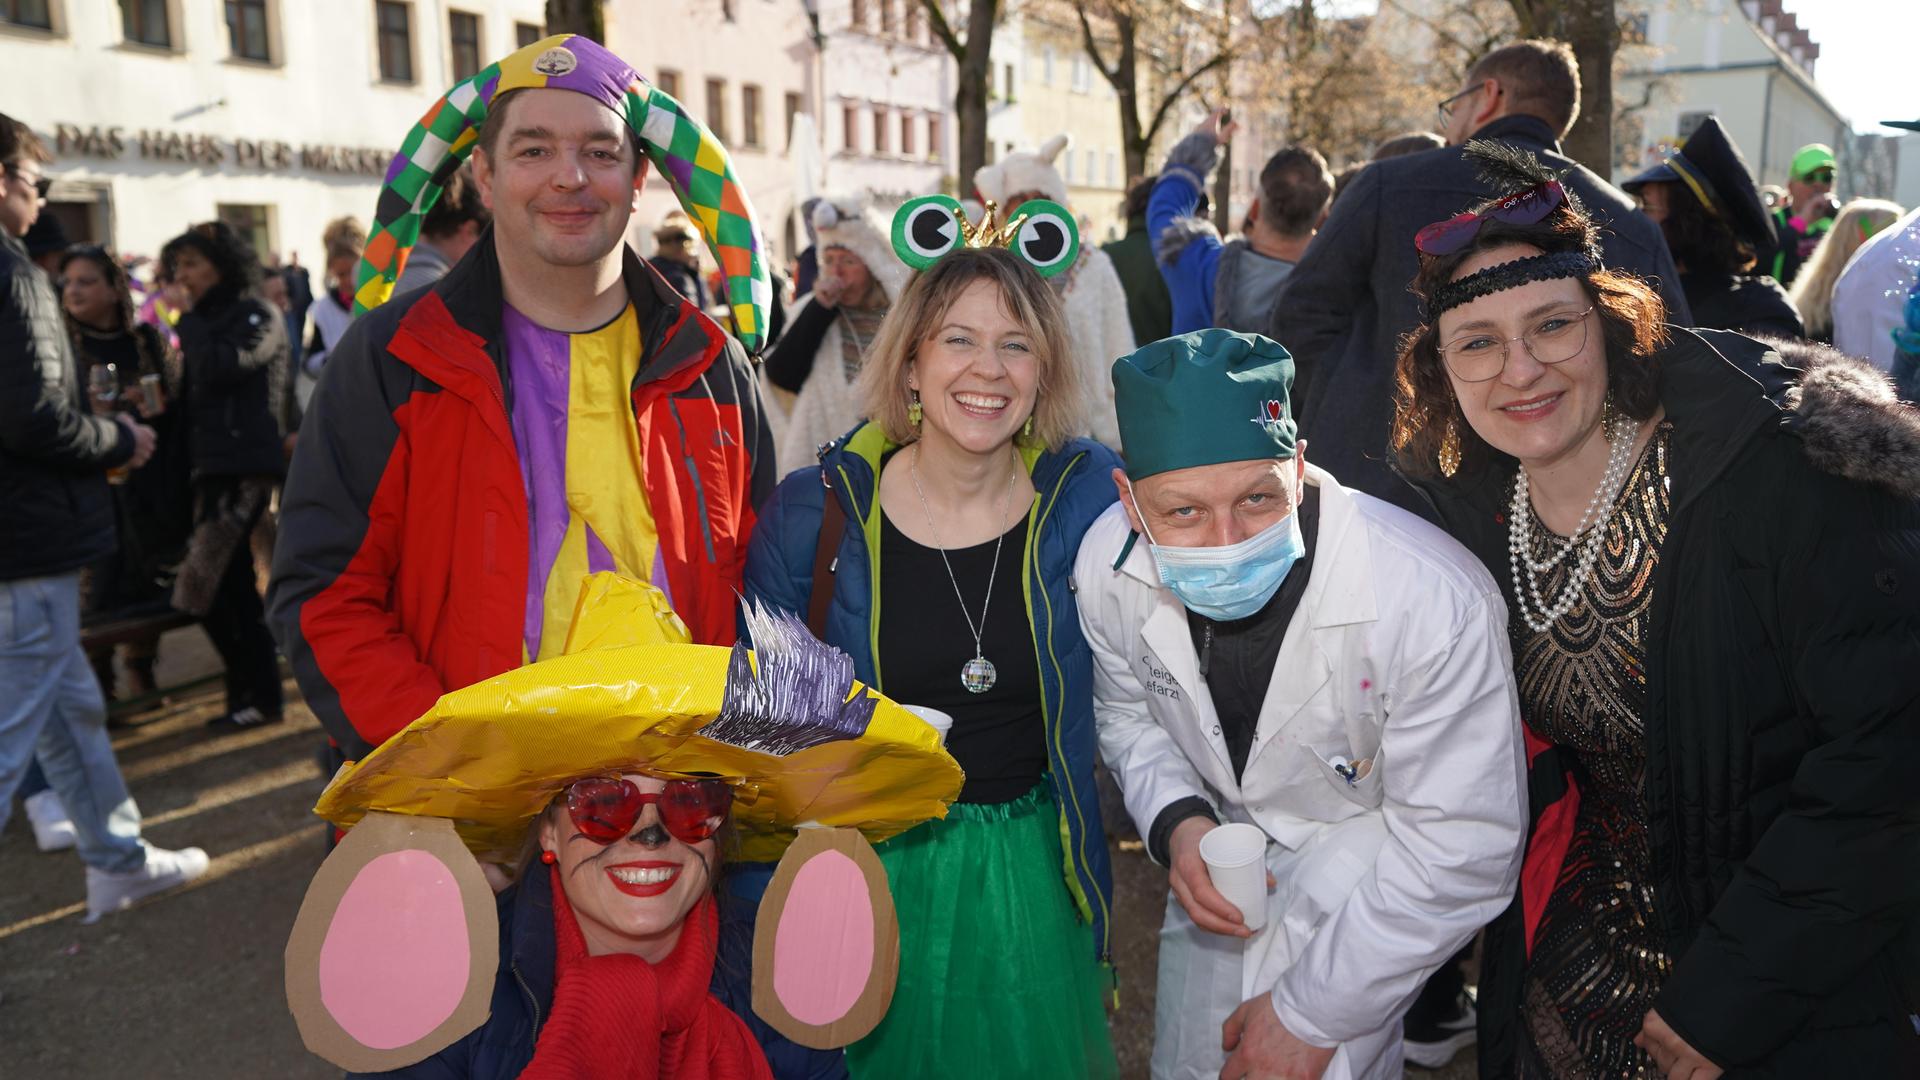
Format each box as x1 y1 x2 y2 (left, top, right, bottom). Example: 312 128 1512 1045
353 34 773 352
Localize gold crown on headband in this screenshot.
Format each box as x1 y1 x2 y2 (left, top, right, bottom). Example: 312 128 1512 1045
957 200 1028 249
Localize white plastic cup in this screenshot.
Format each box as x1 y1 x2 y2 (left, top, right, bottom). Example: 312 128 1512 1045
902 705 954 746
1198 822 1270 932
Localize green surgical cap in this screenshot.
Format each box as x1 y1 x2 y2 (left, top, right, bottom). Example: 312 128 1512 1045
1111 329 1297 481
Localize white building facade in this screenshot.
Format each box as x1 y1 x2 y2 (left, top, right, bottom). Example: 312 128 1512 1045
1619 0 1851 192
604 0 818 267
814 0 955 207
0 0 546 262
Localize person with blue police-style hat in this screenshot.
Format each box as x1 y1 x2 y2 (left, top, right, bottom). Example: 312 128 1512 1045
1071 328 1527 1080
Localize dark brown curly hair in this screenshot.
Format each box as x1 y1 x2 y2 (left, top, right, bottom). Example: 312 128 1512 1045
1655 179 1756 274
1390 214 1670 480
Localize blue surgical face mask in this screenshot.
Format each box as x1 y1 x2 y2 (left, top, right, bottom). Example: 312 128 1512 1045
1129 479 1307 622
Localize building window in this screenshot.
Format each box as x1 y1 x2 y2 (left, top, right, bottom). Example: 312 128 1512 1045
217 203 275 259
1042 46 1054 85
449 10 481 80
1106 150 1116 187
227 0 271 61
1071 54 1090 92
657 68 680 100
849 0 864 33
1 0 53 30
873 108 889 154
879 0 893 35
927 115 941 161
899 113 914 157
121 0 170 47
905 1 921 43
842 104 858 152
1002 63 1015 103
375 1 413 83
706 78 729 144
784 91 802 149
741 84 763 148
515 20 541 47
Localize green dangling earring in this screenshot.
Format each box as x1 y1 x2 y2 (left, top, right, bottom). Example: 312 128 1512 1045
907 389 923 429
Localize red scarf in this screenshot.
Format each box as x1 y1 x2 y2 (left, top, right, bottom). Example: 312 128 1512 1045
519 867 772 1080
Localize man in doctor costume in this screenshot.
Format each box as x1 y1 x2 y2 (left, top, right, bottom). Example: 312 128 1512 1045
1074 328 1527 1080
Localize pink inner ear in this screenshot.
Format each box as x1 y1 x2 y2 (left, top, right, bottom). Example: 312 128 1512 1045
317 849 474 1050
772 848 875 1025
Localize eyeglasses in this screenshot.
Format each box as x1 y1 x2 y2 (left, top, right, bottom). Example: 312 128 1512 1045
1802 168 1834 185
564 776 733 846
1438 307 1594 383
1436 85 1480 123
8 171 51 199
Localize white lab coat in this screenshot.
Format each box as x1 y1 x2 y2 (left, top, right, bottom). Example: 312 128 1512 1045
1073 467 1527 1080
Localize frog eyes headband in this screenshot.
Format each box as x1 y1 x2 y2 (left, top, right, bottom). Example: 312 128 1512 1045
891 194 1080 277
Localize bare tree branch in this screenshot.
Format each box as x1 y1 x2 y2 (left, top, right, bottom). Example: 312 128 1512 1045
1076 5 1121 83
919 0 966 59
1145 48 1234 142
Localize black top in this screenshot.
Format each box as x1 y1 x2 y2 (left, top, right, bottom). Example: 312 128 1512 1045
74 327 195 606
0 232 133 581
177 292 291 478
1678 271 1804 339
877 505 1045 804
1146 489 1321 864
763 297 837 393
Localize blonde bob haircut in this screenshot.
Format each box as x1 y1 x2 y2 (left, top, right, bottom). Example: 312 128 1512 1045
855 246 1087 451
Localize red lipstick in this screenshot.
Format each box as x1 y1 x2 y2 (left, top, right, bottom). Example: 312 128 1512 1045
604 860 681 898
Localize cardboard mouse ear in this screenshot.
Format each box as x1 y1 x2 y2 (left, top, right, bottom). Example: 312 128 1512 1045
752 827 900 1048
285 812 500 1072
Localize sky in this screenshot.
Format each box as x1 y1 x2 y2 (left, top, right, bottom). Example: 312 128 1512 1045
1788 0 1920 134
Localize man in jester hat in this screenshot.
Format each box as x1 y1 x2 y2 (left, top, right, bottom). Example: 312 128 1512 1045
1075 330 1528 1079
268 35 778 760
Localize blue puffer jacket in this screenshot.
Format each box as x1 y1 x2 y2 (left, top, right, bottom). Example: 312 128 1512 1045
743 422 1122 965
347 866 802 1079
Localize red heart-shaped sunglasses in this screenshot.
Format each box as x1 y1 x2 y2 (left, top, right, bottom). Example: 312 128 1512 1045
564 777 734 846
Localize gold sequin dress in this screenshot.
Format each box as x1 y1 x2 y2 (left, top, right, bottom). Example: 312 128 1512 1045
1514 425 1675 1079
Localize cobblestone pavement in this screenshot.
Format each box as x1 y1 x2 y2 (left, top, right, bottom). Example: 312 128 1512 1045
0 627 1475 1079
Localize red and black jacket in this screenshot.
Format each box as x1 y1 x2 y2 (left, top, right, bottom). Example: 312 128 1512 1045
268 233 774 757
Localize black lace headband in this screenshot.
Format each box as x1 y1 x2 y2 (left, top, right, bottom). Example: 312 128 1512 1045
1424 249 1600 319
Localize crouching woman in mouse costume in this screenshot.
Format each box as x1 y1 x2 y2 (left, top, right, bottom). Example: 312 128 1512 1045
282 577 963 1080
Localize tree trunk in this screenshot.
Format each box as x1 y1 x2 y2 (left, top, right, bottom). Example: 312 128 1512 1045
953 0 999 194
1561 0 1616 173
544 0 603 42
1120 96 1147 180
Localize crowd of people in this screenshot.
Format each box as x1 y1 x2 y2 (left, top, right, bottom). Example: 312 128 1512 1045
3 25 1917 1080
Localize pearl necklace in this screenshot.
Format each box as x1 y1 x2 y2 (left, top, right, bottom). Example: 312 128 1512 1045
1508 413 1639 633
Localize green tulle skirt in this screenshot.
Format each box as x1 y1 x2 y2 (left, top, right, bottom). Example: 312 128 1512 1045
845 782 1118 1080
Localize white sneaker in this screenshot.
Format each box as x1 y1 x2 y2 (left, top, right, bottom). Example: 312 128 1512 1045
84 844 211 922
24 790 77 853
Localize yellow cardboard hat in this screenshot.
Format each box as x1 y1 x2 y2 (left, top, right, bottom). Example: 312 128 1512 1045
311 574 963 864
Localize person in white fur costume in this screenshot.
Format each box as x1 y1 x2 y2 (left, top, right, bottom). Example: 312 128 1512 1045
975 135 1135 449
764 194 910 475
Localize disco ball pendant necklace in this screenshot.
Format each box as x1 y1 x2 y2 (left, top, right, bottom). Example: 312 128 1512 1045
911 442 1018 694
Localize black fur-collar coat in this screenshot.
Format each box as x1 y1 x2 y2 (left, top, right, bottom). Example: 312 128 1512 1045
1412 329 1920 1077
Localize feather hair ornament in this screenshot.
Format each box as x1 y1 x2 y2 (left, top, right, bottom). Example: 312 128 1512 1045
1416 141 1603 316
